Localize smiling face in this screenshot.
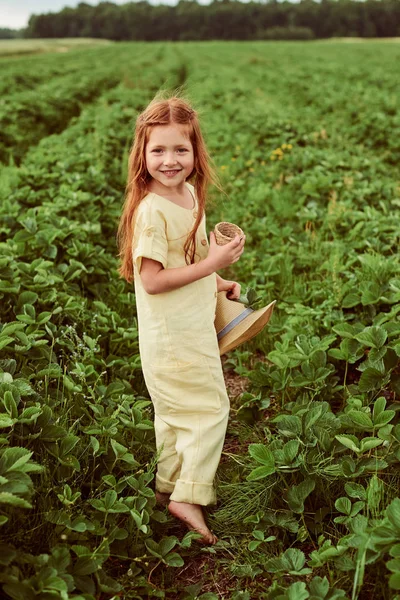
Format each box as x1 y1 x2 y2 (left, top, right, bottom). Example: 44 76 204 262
145 124 195 195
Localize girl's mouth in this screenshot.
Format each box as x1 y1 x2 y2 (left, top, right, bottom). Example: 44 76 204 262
161 170 182 177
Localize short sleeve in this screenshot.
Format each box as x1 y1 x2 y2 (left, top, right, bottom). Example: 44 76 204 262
132 200 168 273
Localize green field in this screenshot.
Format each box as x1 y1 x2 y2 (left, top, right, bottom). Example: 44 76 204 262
0 41 399 600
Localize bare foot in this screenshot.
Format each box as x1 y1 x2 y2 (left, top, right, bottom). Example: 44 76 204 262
155 491 171 507
168 501 218 545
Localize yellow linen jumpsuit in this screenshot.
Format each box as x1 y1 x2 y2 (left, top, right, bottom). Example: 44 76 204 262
132 182 230 506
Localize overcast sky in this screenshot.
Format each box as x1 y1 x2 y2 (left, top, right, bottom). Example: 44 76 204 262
1 0 304 29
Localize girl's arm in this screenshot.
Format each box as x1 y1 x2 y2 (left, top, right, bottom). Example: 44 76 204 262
140 232 245 295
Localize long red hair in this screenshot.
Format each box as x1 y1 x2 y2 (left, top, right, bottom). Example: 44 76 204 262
117 94 221 283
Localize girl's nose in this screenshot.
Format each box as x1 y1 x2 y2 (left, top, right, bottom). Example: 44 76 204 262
163 153 177 166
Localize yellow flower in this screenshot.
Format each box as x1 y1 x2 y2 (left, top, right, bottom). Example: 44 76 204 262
235 145 241 151
249 167 255 172
287 144 293 149
231 157 236 162
261 161 265 165
220 165 227 170
270 155 276 161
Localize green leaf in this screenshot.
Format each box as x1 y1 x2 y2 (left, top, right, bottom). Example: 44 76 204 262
73 557 99 576
36 365 63 378
350 501 365 517
369 347 387 362
98 491 114 511
387 498 400 533
283 547 306 571
355 326 387 349
287 581 309 600
366 475 383 512
308 576 329 598
146 539 162 559
387 559 400 573
361 281 381 306
0 543 16 565
287 478 315 514
90 436 100 454
248 540 262 551
373 396 386 419
40 568 68 592
335 497 351 515
60 434 80 456
348 410 373 429
40 424 67 442
247 465 276 481
268 351 290 369
110 439 128 458
342 292 360 308
304 405 323 430
8 449 34 471
2 582 35 600
159 536 177 557
360 437 383 451
0 337 14 350
164 552 184 567
248 444 275 467
358 368 385 392
389 573 400 590
0 414 14 428
283 440 300 463
335 434 360 453
0 492 32 508
374 410 395 428
390 544 400 558
333 323 357 338
18 291 39 306
274 415 302 437
328 348 346 360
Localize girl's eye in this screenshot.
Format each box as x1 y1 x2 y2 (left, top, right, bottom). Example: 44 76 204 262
152 149 162 153
177 148 188 153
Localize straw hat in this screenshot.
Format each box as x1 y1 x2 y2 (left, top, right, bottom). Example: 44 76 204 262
215 292 276 355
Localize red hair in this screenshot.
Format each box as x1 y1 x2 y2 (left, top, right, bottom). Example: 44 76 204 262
117 94 222 283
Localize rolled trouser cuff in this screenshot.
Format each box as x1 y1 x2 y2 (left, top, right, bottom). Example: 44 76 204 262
170 479 216 506
156 473 176 494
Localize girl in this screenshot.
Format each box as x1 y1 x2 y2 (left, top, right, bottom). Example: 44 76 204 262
117 94 245 544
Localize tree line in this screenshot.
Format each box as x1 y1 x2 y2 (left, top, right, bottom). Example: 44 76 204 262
15 0 400 41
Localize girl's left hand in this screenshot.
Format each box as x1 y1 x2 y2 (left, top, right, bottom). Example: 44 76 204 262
217 277 241 300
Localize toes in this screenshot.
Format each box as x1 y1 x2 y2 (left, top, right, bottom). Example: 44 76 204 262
209 533 218 545
200 530 218 545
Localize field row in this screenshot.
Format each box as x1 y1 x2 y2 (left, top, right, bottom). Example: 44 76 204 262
0 43 177 164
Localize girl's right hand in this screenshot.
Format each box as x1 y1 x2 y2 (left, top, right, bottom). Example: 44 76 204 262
206 231 245 271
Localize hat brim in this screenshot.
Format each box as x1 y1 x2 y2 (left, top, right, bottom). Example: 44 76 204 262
218 301 276 355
